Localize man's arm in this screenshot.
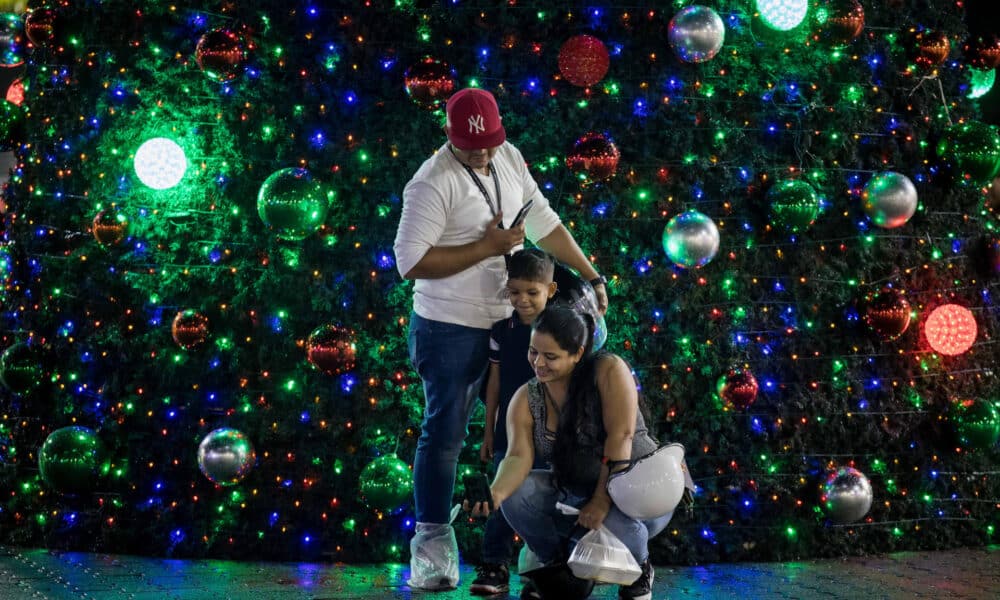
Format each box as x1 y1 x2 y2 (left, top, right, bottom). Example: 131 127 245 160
401 213 525 280
535 224 609 313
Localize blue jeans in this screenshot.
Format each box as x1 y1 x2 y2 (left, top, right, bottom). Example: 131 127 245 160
501 470 672 565
481 454 516 564
408 312 491 524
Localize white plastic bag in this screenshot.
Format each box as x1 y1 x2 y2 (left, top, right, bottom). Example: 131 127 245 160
557 503 642 585
407 504 461 590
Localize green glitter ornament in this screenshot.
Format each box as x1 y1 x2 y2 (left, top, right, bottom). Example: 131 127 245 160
0 342 42 395
951 399 1000 450
257 168 333 241
38 426 106 494
0 98 26 151
358 454 413 514
936 121 1000 182
768 179 821 233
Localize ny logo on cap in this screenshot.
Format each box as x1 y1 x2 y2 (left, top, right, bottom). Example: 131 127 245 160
468 114 485 134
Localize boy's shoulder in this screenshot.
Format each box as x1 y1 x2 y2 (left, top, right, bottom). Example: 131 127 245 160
490 315 510 331
490 315 530 340
491 314 519 329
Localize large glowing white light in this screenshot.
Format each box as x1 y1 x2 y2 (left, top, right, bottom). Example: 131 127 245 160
134 137 187 190
756 0 808 31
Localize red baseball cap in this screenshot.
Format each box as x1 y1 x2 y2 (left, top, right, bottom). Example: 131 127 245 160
445 88 506 150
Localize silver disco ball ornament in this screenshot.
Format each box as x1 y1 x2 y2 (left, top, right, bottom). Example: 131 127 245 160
668 5 726 63
197 428 256 486
821 467 873 524
862 171 918 229
662 210 720 269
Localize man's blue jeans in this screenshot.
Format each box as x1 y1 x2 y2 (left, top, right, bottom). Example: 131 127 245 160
408 312 491 524
501 470 673 565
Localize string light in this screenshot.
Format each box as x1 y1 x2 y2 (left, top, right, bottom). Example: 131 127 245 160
0 0 995 566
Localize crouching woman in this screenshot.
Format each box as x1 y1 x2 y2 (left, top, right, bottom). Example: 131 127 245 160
487 305 674 600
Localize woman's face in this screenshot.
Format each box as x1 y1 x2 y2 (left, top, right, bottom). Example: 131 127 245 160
527 330 583 383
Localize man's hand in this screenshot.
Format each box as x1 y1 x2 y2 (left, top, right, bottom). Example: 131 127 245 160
592 282 608 315
480 213 525 256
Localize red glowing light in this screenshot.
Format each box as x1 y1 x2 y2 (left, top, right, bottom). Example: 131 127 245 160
924 304 977 356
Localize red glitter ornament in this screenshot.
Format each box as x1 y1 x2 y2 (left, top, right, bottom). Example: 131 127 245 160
404 57 456 110
195 28 247 82
924 304 977 356
92 209 128 246
814 0 865 47
913 31 951 68
565 132 620 182
172 310 210 349
963 35 1000 71
717 367 759 410
306 325 357 375
863 288 911 341
558 35 610 88
24 8 60 48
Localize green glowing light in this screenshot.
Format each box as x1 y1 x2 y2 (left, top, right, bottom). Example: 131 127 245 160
756 0 808 31
967 68 996 99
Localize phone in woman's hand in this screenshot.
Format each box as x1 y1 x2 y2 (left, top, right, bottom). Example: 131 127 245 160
461 472 494 512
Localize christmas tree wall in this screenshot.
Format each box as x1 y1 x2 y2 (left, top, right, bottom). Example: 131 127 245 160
1 0 999 565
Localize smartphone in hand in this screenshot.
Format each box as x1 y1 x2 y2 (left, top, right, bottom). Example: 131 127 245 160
509 199 534 228
461 472 494 511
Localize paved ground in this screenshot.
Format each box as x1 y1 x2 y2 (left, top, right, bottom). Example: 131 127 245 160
2 544 1000 599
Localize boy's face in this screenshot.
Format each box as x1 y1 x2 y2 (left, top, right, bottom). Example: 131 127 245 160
506 277 556 322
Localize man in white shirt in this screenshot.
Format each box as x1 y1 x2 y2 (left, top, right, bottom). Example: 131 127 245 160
394 87 608 591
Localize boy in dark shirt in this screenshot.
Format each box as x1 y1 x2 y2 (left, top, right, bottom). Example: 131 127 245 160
470 248 556 596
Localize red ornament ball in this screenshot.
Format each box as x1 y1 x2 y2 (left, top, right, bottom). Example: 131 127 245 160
913 30 951 68
814 0 865 47
195 28 247 82
24 8 61 48
6 78 24 106
717 368 759 410
963 35 1000 71
404 57 456 110
307 325 357 375
172 310 210 349
558 35 610 88
92 209 128 246
863 288 911 341
565 132 620 182
924 304 977 356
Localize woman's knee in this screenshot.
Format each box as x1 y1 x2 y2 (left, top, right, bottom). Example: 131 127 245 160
508 472 551 503
502 472 553 522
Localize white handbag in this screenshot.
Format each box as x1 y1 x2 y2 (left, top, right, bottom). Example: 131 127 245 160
606 443 687 520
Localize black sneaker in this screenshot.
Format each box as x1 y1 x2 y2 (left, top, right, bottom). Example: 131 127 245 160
470 563 510 595
519 579 542 599
619 559 653 600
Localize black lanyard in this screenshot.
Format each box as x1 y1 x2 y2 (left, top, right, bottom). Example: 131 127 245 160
452 149 504 229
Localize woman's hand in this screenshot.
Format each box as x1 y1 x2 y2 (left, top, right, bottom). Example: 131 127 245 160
463 486 504 518
463 499 493 518
576 494 612 530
